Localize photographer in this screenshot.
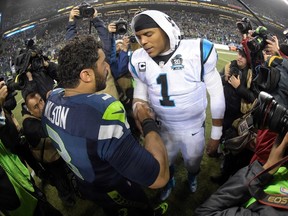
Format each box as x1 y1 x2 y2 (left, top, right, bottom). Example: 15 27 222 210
195 132 288 216
197 91 288 215
66 5 112 63
265 35 288 59
0 80 44 177
250 55 288 165
236 18 288 166
108 21 142 139
211 47 257 185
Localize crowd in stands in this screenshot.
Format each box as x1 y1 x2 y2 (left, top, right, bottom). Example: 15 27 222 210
1 10 240 74
2 0 287 32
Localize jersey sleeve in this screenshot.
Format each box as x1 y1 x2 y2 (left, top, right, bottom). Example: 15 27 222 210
96 100 159 186
108 134 160 187
132 76 149 102
128 52 149 102
202 41 225 119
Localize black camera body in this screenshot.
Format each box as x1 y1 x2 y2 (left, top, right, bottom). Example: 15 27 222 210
230 66 242 79
247 26 274 53
236 17 252 34
115 18 128 35
129 35 137 43
0 77 18 101
77 2 95 19
253 91 288 138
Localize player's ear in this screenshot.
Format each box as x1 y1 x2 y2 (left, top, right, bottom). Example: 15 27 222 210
79 69 93 83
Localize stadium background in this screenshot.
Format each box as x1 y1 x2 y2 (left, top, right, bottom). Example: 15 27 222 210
0 0 287 215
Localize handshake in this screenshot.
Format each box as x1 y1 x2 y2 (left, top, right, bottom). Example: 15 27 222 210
133 102 156 135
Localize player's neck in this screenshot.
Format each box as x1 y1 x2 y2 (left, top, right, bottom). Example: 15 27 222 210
64 88 93 97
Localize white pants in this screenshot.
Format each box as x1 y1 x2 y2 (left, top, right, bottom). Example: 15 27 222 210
160 126 205 174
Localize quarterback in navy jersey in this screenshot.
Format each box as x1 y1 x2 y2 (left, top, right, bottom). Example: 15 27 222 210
42 35 169 216
129 10 225 200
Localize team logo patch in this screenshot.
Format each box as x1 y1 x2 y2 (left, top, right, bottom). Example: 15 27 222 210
280 187 288 195
171 54 184 70
138 62 146 72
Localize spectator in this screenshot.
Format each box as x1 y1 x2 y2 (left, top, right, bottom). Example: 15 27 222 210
129 10 225 200
42 35 169 216
22 92 76 207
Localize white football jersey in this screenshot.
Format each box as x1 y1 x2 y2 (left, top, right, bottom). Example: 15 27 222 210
130 38 221 132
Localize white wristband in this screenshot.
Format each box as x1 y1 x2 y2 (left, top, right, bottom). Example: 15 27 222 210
211 125 223 140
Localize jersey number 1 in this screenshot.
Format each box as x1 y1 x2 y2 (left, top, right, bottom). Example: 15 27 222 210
157 74 175 107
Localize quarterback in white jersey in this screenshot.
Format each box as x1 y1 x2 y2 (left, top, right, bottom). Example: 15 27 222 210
129 10 225 200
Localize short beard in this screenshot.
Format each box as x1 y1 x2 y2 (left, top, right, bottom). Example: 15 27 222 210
95 74 107 92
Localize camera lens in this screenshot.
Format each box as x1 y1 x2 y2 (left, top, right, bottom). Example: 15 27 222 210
82 7 95 18
254 92 288 136
129 36 137 43
117 24 127 35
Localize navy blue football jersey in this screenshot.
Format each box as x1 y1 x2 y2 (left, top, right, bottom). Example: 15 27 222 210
42 88 159 190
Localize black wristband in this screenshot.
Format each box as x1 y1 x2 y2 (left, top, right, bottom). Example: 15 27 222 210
141 118 159 137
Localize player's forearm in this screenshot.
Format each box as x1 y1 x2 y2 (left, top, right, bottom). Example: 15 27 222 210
144 131 169 189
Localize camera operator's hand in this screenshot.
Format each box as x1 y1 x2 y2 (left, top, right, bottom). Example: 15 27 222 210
92 8 98 19
263 50 271 62
0 81 8 107
228 75 240 88
108 23 117 33
265 35 280 56
69 7 80 22
263 132 288 174
26 71 33 81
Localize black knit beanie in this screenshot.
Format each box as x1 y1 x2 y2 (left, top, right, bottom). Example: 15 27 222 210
133 14 160 32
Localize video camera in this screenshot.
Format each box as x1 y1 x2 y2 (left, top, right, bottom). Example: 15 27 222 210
76 2 95 19
14 39 46 76
115 18 128 35
253 91 288 138
247 26 274 53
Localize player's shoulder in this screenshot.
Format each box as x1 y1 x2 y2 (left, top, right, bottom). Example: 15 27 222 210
49 88 64 97
130 48 149 61
85 93 126 121
80 93 118 109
